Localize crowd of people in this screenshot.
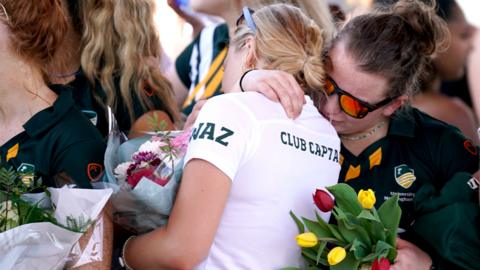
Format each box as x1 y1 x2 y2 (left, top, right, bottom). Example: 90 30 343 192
0 0 478 269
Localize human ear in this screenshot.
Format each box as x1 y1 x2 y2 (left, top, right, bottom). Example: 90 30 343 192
243 37 257 69
383 95 408 117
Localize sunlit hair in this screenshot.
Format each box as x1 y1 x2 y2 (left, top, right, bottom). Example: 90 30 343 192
80 0 180 124
232 4 326 103
1 0 68 80
333 0 449 99
246 0 336 42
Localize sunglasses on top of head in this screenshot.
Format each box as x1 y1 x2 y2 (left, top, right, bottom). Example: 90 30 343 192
236 7 256 33
324 77 396 119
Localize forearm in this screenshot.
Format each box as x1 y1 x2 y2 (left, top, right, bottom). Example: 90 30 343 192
124 226 193 270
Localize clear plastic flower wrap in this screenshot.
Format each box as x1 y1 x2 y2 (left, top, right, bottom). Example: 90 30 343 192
0 186 112 270
98 109 190 234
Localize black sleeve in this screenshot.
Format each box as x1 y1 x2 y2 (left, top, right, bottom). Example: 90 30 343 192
53 139 106 188
436 127 479 182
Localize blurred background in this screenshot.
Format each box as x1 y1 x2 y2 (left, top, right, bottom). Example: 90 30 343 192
154 0 480 63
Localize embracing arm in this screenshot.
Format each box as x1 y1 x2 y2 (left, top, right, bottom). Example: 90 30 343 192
238 69 305 118
124 159 232 270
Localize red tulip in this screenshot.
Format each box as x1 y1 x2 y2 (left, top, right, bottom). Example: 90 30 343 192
372 258 391 270
313 189 334 212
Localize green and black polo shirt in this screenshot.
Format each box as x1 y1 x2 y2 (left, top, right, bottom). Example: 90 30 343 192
339 108 479 230
51 70 173 138
0 87 106 188
175 23 229 116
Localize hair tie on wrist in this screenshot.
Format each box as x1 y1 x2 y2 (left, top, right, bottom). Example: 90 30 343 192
239 69 256 92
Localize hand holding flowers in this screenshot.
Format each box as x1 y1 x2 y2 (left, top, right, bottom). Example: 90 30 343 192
289 183 402 270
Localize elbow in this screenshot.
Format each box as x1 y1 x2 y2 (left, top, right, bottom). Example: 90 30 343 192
160 249 207 270
169 254 205 270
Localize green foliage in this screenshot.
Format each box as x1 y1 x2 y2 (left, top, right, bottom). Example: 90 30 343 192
290 183 402 269
147 112 169 132
0 165 92 233
64 215 93 233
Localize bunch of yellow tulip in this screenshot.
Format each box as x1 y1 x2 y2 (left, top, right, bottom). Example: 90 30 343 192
289 183 401 269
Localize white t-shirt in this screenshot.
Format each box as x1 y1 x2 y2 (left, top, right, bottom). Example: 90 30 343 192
184 92 341 270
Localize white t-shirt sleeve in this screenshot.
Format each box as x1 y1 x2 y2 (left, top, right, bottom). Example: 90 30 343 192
184 96 255 180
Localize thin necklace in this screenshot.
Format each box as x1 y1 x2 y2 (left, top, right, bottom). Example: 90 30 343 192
25 88 53 106
340 121 386 141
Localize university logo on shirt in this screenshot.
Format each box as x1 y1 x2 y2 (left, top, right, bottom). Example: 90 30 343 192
17 163 35 187
394 164 416 189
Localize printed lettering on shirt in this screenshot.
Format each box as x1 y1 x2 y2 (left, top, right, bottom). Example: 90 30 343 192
280 131 339 163
190 122 235 146
384 191 415 203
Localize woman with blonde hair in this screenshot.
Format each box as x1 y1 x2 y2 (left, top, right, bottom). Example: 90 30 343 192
49 0 180 138
121 4 340 269
167 0 335 119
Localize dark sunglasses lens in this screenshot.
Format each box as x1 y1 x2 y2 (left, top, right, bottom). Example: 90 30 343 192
339 95 369 119
324 79 335 96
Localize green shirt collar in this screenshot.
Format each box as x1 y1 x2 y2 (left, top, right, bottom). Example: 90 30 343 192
24 86 74 138
388 108 416 138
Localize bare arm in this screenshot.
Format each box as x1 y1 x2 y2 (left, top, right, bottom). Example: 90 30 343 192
167 0 205 38
124 159 232 269
129 110 176 139
239 69 305 118
468 29 480 121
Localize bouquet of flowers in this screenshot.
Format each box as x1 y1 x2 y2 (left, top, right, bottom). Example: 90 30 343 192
0 167 112 269
101 109 190 233
288 183 401 270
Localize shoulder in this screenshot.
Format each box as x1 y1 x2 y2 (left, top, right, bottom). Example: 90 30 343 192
50 93 105 147
407 109 477 160
409 108 461 136
202 92 280 119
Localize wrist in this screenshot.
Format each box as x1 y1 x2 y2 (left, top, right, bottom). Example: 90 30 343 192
119 236 136 270
239 69 256 92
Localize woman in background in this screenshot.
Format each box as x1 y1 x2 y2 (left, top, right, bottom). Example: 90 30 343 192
401 0 479 144
0 0 105 188
49 0 180 138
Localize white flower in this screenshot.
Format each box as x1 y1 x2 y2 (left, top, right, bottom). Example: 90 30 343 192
0 200 19 231
138 140 165 155
114 162 133 181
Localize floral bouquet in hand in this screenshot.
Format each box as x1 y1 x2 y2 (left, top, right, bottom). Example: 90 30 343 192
288 183 401 270
0 167 112 269
101 109 191 233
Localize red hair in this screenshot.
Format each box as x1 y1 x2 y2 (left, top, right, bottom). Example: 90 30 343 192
2 0 68 72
